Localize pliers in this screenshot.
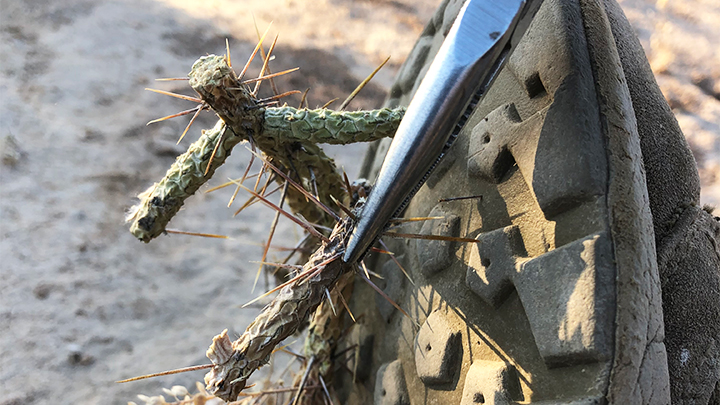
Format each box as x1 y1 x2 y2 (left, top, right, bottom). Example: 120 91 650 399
343 0 544 264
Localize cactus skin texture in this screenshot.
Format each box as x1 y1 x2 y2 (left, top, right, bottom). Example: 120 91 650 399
126 53 396 402
263 106 403 145
127 120 245 242
188 55 346 229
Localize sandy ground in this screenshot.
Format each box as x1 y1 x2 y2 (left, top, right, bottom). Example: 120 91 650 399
0 0 717 404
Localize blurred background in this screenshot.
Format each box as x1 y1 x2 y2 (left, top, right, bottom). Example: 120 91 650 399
0 0 718 403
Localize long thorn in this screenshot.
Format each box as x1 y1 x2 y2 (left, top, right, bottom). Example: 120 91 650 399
278 347 305 359
360 260 371 280
325 288 337 316
388 216 445 224
232 178 277 216
271 340 297 355
292 356 315 405
254 90 302 104
379 239 415 286
165 229 230 239
438 194 483 203
204 126 228 176
366 269 384 279
116 364 213 383
332 344 358 361
225 38 232 68
243 385 321 397
335 359 355 377
297 264 325 286
383 232 479 243
342 170 353 196
235 182 329 242
247 148 341 222
370 247 394 255
253 15 281 96
247 100 280 110
177 104 206 144
253 34 279 95
232 170 276 215
232 184 282 216
253 180 289 292
154 77 189 81
258 169 275 195
329 194 356 220
319 375 336 405
309 167 319 199
241 254 339 308
205 172 260 194
239 23 272 80
274 234 312 275
145 88 202 103
337 288 355 322
254 162 268 193
339 55 390 111
242 267 312 308
359 269 416 326
239 67 300 85
228 143 257 205
299 88 310 109
146 106 201 125
249 261 303 270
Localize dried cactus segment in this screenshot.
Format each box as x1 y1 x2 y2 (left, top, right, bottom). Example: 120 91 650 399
304 272 354 379
263 106 404 145
188 55 264 141
280 142 347 227
265 181 370 405
204 213 356 402
207 329 234 365
127 120 246 242
189 54 347 228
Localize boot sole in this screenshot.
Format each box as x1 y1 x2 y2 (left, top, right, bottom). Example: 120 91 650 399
339 0 670 403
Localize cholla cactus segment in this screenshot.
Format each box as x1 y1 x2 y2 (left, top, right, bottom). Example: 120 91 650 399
127 120 245 242
263 106 404 145
189 55 347 228
304 271 354 379
128 55 265 243
204 213 356 402
129 54 403 242
187 55 264 145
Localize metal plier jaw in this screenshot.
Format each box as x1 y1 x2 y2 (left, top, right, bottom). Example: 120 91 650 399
343 0 544 264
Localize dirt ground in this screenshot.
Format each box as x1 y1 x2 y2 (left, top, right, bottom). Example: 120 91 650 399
0 0 718 404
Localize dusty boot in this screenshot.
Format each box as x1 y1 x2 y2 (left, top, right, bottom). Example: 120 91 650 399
336 0 720 404
600 1 720 403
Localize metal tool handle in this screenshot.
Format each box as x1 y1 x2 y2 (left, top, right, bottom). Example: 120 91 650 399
344 0 538 263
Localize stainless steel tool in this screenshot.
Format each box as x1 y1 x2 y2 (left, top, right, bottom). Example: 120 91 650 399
343 0 544 264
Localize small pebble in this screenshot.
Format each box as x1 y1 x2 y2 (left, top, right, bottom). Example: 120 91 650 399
67 344 95 366
32 283 52 300
1 134 22 167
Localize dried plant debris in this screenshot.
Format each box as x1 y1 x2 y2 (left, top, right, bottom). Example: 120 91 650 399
263 106 404 144
123 36 404 405
204 210 357 401
126 120 232 242
127 54 404 242
131 382 224 405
